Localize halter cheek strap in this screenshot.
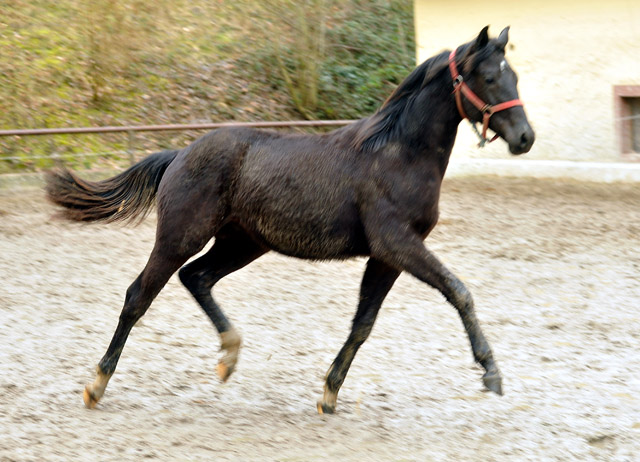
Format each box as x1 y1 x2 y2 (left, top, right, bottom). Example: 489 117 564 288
448 49 524 147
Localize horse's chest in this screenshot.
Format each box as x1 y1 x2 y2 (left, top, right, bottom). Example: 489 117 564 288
391 181 441 235
413 209 439 237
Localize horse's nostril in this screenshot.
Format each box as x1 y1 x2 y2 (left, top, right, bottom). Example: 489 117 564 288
519 130 534 150
511 127 534 154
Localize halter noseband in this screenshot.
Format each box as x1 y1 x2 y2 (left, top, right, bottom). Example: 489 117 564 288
448 49 524 147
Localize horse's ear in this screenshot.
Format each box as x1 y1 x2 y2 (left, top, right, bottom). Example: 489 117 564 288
496 26 510 51
472 26 490 51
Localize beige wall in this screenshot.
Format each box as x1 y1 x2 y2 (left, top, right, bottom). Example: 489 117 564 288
414 0 640 161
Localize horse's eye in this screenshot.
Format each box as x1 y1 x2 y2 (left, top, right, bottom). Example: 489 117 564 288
485 77 495 85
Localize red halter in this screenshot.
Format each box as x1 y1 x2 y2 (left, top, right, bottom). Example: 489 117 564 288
448 49 524 146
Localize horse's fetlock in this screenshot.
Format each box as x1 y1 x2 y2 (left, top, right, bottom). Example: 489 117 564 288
220 329 241 350
325 365 344 393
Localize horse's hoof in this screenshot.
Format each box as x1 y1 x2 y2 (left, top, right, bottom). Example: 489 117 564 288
482 371 503 395
83 385 99 409
216 362 234 383
317 401 335 415
217 329 240 383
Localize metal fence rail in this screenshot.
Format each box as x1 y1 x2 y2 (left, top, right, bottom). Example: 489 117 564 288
0 119 356 167
0 120 355 137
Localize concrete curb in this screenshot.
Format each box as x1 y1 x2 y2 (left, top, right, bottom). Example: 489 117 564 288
447 159 640 183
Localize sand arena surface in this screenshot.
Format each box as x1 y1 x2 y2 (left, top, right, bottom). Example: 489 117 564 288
1 176 639 461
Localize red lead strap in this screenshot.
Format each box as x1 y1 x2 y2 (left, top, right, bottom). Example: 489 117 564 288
448 49 523 147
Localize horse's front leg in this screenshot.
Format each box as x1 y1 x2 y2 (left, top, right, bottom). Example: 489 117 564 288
364 202 503 396
318 258 400 414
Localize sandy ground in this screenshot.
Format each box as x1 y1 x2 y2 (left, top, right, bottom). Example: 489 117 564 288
1 176 639 462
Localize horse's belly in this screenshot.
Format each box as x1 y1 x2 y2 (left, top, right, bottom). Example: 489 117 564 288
232 153 366 259
234 205 367 260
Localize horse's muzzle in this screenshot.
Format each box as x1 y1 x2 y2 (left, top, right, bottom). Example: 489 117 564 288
508 124 535 155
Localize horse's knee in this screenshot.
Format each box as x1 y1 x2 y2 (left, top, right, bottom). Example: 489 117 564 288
447 278 474 310
458 286 474 310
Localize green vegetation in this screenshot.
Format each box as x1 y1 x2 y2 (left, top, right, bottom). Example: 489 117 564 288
0 0 414 172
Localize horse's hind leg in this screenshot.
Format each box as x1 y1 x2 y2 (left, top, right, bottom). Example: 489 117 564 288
318 258 400 414
83 245 193 408
178 226 266 382
84 200 219 408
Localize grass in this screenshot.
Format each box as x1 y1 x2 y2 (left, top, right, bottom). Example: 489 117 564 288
0 0 414 172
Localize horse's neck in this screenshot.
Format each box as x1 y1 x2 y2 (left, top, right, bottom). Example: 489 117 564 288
403 77 462 175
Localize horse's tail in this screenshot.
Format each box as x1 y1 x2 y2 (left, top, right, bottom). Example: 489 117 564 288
45 149 179 224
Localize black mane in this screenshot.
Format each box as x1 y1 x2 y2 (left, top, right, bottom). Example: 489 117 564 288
352 50 451 152
352 37 506 153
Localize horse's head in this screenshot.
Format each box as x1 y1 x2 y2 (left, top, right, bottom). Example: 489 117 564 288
451 26 535 154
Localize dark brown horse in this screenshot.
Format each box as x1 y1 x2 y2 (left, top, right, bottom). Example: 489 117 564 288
46 26 534 413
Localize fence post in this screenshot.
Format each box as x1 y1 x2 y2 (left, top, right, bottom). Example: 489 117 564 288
50 138 63 168
127 130 136 165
